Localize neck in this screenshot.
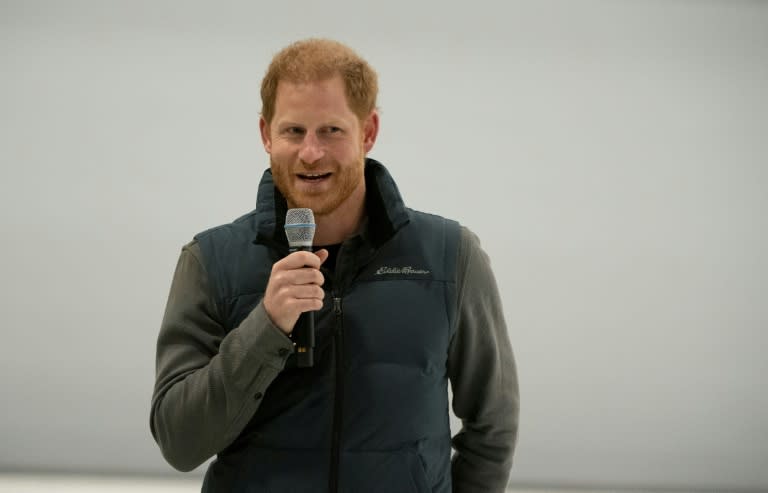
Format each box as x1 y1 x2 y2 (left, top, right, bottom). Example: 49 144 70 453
312 181 366 246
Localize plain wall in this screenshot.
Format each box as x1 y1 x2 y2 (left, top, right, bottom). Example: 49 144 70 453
1 0 766 490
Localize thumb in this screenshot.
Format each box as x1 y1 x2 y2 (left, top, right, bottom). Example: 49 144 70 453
314 248 330 265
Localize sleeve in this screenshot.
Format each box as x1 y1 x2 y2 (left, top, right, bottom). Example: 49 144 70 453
448 227 520 493
149 240 295 472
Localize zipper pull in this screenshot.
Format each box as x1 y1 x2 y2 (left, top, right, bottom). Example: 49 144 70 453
333 297 342 315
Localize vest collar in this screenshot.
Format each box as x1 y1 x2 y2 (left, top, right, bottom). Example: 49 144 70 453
252 158 410 249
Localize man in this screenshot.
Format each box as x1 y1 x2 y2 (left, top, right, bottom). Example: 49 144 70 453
151 38 519 493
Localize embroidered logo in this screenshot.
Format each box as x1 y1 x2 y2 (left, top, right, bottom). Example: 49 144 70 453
374 266 431 275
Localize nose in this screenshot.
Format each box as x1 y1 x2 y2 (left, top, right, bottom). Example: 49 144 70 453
298 132 325 164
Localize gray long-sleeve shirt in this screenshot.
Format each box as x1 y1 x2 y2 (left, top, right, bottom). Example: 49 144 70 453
150 226 519 492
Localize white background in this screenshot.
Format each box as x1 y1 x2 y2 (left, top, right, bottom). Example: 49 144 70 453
1 0 766 490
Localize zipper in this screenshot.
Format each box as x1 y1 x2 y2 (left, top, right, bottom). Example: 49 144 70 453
329 295 344 493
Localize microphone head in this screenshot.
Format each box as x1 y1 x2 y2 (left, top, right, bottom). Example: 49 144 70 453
284 208 316 248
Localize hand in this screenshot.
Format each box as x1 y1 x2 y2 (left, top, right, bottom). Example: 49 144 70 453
263 249 329 334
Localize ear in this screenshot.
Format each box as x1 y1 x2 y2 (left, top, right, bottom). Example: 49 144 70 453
259 116 272 154
362 110 380 154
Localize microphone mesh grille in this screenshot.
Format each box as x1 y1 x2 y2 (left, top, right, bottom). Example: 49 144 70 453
284 208 316 246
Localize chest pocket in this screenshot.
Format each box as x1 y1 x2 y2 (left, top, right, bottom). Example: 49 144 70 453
342 278 451 372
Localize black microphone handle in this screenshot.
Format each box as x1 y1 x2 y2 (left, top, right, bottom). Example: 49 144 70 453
294 311 315 368
290 245 315 368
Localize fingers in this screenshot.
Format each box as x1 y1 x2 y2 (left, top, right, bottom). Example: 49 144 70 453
278 250 327 270
269 266 324 287
263 249 329 334
273 284 325 303
267 282 325 308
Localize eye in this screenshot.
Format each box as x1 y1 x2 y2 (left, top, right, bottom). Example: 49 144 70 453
283 126 305 136
323 126 343 135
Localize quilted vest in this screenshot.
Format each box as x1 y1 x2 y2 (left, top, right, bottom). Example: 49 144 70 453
195 160 460 493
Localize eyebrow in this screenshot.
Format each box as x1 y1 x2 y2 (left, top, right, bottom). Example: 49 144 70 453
275 118 349 129
276 121 303 129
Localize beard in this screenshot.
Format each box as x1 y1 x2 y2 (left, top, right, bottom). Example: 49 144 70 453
270 155 365 217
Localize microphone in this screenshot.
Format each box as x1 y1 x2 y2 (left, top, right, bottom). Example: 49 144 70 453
284 208 316 368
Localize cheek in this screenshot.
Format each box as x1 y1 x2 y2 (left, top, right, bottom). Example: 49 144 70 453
336 139 364 158
270 142 295 160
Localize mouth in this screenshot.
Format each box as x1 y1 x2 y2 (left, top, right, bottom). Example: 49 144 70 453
297 172 332 182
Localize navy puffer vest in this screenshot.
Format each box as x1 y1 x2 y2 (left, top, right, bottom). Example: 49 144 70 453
195 160 460 493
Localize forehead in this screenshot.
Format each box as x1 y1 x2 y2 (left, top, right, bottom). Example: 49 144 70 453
273 76 356 122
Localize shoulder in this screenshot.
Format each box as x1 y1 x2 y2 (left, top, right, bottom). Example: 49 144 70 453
193 209 260 243
189 209 263 290
458 225 483 260
455 224 499 300
405 210 480 254
405 208 462 235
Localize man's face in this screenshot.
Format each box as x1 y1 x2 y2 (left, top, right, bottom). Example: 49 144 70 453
260 75 378 217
